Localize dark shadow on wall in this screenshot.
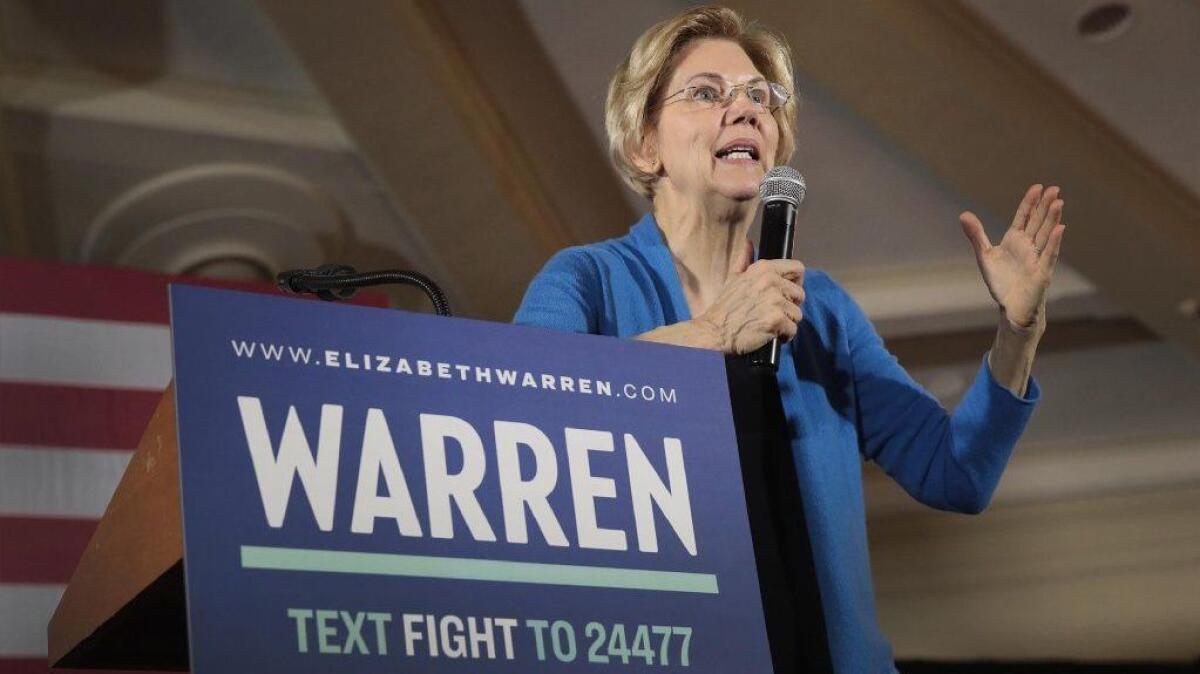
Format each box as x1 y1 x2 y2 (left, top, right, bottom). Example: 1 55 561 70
4 0 168 84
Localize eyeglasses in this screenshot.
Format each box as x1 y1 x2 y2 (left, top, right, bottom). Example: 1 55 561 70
656 77 792 113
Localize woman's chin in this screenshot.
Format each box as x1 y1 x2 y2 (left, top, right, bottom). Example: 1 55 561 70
713 182 761 203
712 168 766 198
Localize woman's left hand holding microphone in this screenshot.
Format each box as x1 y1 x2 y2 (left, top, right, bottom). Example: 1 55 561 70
639 240 806 354
694 241 806 354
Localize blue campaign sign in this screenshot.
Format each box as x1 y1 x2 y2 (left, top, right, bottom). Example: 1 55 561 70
169 284 771 673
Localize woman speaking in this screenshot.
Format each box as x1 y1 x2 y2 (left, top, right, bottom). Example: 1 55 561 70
515 6 1066 672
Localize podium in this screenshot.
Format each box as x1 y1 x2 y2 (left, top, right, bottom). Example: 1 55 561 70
46 285 827 673
47 383 189 670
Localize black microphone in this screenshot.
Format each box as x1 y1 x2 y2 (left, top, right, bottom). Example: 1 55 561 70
746 166 807 370
277 264 360 302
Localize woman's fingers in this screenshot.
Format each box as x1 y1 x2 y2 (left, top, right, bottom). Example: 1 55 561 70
1032 185 1056 227
1034 199 1063 252
779 318 798 341
1011 184 1042 232
781 297 802 323
1026 186 1060 242
784 279 805 304
771 303 799 340
959 211 992 258
753 258 805 281
766 273 804 304
773 284 804 341
1038 224 1066 274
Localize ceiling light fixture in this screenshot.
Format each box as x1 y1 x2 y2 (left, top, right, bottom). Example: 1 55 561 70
1076 2 1134 42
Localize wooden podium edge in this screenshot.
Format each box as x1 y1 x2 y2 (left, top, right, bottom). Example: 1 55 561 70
48 382 187 669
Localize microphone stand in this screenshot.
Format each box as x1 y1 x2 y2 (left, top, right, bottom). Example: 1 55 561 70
276 264 453 316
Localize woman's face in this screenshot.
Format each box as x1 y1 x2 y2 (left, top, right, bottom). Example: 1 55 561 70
648 39 779 206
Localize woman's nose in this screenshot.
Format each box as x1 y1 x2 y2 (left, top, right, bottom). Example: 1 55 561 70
724 92 761 126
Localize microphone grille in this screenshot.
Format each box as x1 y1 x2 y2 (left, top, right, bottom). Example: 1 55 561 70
759 166 806 205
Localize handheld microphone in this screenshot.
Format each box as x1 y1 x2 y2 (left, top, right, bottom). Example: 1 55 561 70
746 166 807 370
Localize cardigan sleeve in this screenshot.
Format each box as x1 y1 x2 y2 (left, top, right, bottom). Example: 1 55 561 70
513 248 600 334
828 277 1040 514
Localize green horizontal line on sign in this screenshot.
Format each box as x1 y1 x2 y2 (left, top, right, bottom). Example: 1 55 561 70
240 545 718 595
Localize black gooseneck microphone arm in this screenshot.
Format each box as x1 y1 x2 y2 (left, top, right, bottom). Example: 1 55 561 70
276 264 453 316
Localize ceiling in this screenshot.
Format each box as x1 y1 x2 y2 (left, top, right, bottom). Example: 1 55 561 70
1 0 1198 659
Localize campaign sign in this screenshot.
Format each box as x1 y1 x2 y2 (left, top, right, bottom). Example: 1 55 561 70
169 284 771 673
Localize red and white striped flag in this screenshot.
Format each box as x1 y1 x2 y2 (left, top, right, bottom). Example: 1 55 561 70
0 257 381 673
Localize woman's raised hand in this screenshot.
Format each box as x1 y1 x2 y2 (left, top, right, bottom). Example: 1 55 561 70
696 241 806 354
959 184 1067 333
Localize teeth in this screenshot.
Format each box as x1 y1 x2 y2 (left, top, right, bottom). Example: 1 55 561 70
717 145 756 160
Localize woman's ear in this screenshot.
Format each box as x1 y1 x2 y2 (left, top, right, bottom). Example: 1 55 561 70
630 132 661 176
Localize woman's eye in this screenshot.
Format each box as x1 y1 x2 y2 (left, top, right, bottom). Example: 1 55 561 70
691 86 721 103
749 88 769 105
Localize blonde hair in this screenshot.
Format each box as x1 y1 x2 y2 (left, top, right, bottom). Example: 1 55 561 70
605 5 797 200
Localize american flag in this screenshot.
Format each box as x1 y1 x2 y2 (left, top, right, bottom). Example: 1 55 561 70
0 257 383 673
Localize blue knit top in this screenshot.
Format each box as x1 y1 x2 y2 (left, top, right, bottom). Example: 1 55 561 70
514 213 1040 673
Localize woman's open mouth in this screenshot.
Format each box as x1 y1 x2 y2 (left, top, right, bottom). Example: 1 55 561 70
715 140 761 165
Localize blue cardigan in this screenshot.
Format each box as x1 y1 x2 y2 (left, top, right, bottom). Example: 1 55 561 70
514 213 1039 673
